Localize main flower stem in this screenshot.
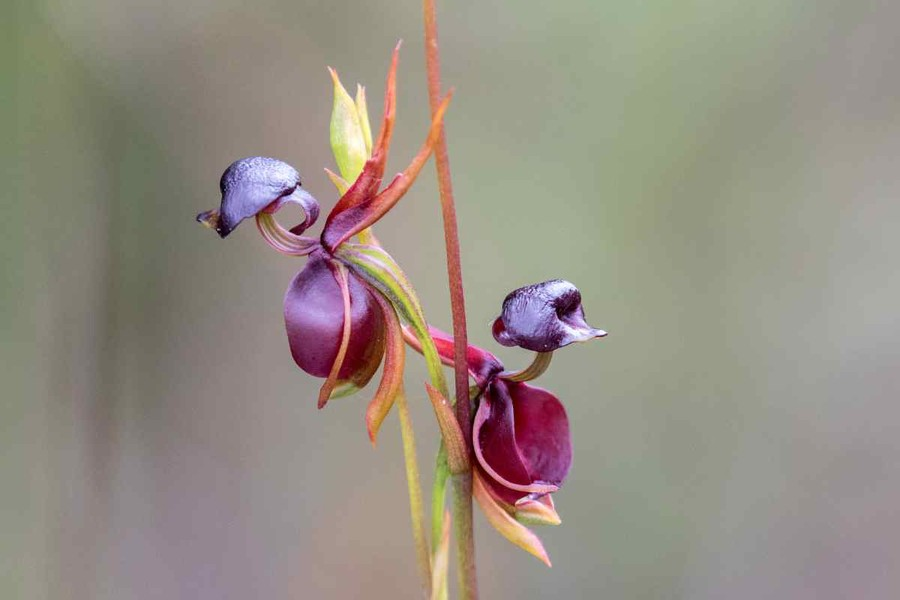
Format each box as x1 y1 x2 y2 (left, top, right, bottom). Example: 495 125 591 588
422 2 478 599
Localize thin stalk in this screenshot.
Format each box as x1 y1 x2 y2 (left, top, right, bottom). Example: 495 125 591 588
397 389 432 593
422 1 478 598
499 351 554 382
431 445 451 551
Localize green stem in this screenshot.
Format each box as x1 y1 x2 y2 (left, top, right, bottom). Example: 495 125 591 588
397 389 432 594
431 444 451 552
422 1 478 598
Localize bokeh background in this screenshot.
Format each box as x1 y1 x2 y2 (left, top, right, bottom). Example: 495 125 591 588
4 0 899 598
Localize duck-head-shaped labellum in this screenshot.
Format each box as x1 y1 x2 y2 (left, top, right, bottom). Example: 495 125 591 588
492 279 607 352
197 156 319 238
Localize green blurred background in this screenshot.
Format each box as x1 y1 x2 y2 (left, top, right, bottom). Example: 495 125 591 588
4 0 899 598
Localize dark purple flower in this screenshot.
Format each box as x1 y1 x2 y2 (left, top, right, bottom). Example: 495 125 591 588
196 47 449 420
411 324 572 502
473 379 571 497
492 279 606 352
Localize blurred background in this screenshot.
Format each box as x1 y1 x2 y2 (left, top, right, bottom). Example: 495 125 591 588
3 0 899 598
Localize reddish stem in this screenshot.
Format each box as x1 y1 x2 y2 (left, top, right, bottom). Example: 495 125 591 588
422 1 478 598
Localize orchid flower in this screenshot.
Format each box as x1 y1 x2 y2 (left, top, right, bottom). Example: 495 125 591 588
197 45 451 442
406 280 605 566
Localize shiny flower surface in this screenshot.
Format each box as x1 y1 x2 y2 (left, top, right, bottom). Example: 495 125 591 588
197 46 449 431
492 279 606 352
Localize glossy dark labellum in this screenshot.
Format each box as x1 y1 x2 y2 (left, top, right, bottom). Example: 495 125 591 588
492 279 606 352
197 156 319 238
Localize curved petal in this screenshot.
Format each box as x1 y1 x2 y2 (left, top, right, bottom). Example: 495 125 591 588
472 380 560 495
316 261 354 407
283 254 384 407
365 291 405 443
492 279 606 352
198 157 318 238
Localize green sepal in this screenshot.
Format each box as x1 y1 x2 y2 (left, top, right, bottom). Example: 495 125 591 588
355 84 373 156
336 243 449 399
329 68 368 183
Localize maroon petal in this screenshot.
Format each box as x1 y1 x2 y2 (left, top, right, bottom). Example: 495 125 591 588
473 379 570 495
492 279 606 352
198 157 318 238
283 253 384 397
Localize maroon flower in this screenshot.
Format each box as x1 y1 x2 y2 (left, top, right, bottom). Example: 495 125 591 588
492 279 606 352
412 324 571 504
197 46 450 432
473 379 571 499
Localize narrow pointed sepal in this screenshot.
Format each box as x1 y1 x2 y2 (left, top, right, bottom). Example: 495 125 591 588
355 84 373 155
365 292 406 444
424 384 469 474
493 279 606 352
329 67 368 183
324 168 350 195
321 92 452 251
473 472 552 567
321 45 399 241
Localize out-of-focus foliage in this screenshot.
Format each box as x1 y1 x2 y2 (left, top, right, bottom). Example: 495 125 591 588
4 0 899 598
